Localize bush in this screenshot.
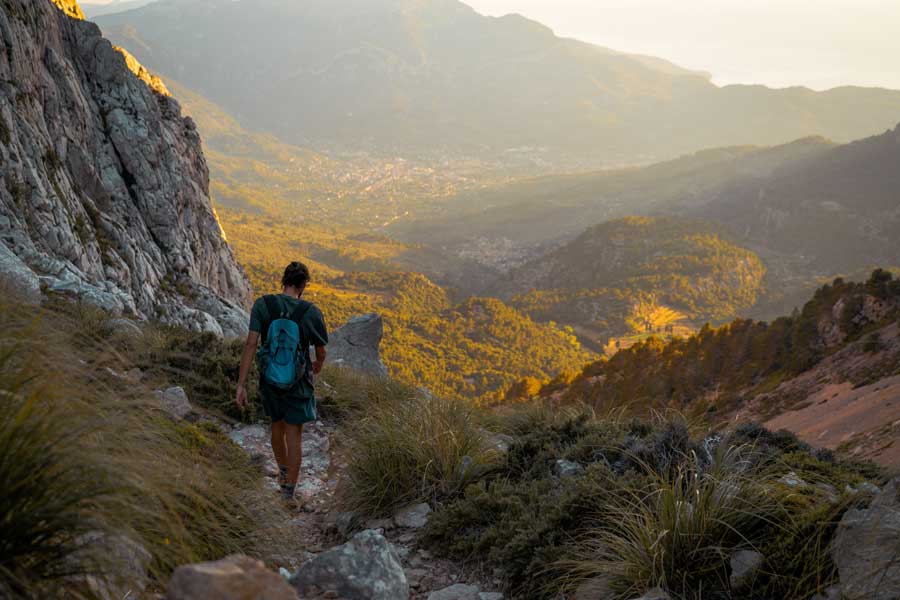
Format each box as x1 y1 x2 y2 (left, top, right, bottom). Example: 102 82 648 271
0 299 292 597
421 408 881 600
567 448 778 600
135 326 259 421
343 393 492 517
316 365 419 421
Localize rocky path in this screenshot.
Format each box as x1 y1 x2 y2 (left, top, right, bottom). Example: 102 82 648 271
225 419 503 600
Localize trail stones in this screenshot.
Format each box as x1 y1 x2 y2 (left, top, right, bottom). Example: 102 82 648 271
290 529 409 599
832 478 900 600
394 502 432 529
154 386 192 419
166 555 297 600
426 585 504 600
427 584 481 600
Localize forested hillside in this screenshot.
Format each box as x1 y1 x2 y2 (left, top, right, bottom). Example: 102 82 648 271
549 270 900 446
495 217 766 350
223 216 592 404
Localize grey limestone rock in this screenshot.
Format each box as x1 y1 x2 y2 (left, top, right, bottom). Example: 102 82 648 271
394 502 432 529
730 549 764 589
325 314 389 377
427 584 480 600
290 529 409 599
167 554 297 600
154 386 192 419
833 478 900 600
0 240 41 305
0 0 251 334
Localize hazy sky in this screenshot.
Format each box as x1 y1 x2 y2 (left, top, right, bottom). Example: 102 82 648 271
85 0 900 90
467 0 900 90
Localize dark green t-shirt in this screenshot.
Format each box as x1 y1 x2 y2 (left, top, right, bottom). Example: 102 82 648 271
249 294 328 403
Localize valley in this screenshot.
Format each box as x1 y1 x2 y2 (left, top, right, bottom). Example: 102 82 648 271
3 1 900 599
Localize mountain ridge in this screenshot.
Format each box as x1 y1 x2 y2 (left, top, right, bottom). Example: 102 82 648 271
94 0 900 166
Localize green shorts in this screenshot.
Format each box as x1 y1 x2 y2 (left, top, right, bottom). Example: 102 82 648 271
259 383 317 425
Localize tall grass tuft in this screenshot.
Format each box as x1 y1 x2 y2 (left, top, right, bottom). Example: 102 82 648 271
563 446 778 599
343 392 492 517
0 298 292 598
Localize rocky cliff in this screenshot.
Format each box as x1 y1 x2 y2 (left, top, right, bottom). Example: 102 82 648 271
0 0 251 336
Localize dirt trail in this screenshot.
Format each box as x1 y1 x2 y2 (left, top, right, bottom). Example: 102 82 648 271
226 419 499 599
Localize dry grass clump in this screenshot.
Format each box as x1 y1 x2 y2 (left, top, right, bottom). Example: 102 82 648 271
342 391 493 517
0 299 290 598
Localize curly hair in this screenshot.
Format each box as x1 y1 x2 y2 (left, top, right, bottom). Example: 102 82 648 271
282 261 310 289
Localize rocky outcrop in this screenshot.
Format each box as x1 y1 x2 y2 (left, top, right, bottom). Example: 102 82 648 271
832 478 900 600
0 239 40 304
290 529 409 599
325 313 389 377
167 555 297 600
0 0 251 335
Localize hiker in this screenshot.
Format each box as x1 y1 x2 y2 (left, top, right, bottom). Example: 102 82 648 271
235 261 328 504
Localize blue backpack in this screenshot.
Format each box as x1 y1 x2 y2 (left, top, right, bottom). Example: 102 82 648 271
257 295 312 390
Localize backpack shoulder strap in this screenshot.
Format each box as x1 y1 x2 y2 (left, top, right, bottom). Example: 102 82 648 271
290 300 313 347
259 294 283 345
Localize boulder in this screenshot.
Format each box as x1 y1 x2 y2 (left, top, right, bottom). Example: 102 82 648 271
808 585 842 600
394 502 432 529
554 459 584 478
485 432 514 453
479 594 504 600
290 529 409 599
102 317 144 339
833 478 900 600
427 584 481 600
325 314 389 377
167 554 297 600
0 241 41 306
154 387 192 419
730 549 764 589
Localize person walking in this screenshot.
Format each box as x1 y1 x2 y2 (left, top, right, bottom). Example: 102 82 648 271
236 261 328 504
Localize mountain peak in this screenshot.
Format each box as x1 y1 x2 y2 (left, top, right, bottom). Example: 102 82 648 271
51 0 85 20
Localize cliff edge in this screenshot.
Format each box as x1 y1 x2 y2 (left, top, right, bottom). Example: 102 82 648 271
0 0 252 336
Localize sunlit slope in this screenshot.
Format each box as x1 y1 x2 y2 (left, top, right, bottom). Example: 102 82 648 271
220 213 594 404
96 0 900 166
494 217 766 346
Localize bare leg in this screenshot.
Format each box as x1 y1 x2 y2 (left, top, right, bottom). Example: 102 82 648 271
284 423 304 486
270 420 288 471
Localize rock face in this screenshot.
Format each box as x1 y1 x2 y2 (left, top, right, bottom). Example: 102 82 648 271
0 0 251 335
325 314 389 377
833 478 900 600
0 239 41 304
290 529 409 599
167 555 297 600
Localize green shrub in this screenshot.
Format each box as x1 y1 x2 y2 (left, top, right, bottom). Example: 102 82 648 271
426 463 646 599
135 326 259 421
343 393 491 516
